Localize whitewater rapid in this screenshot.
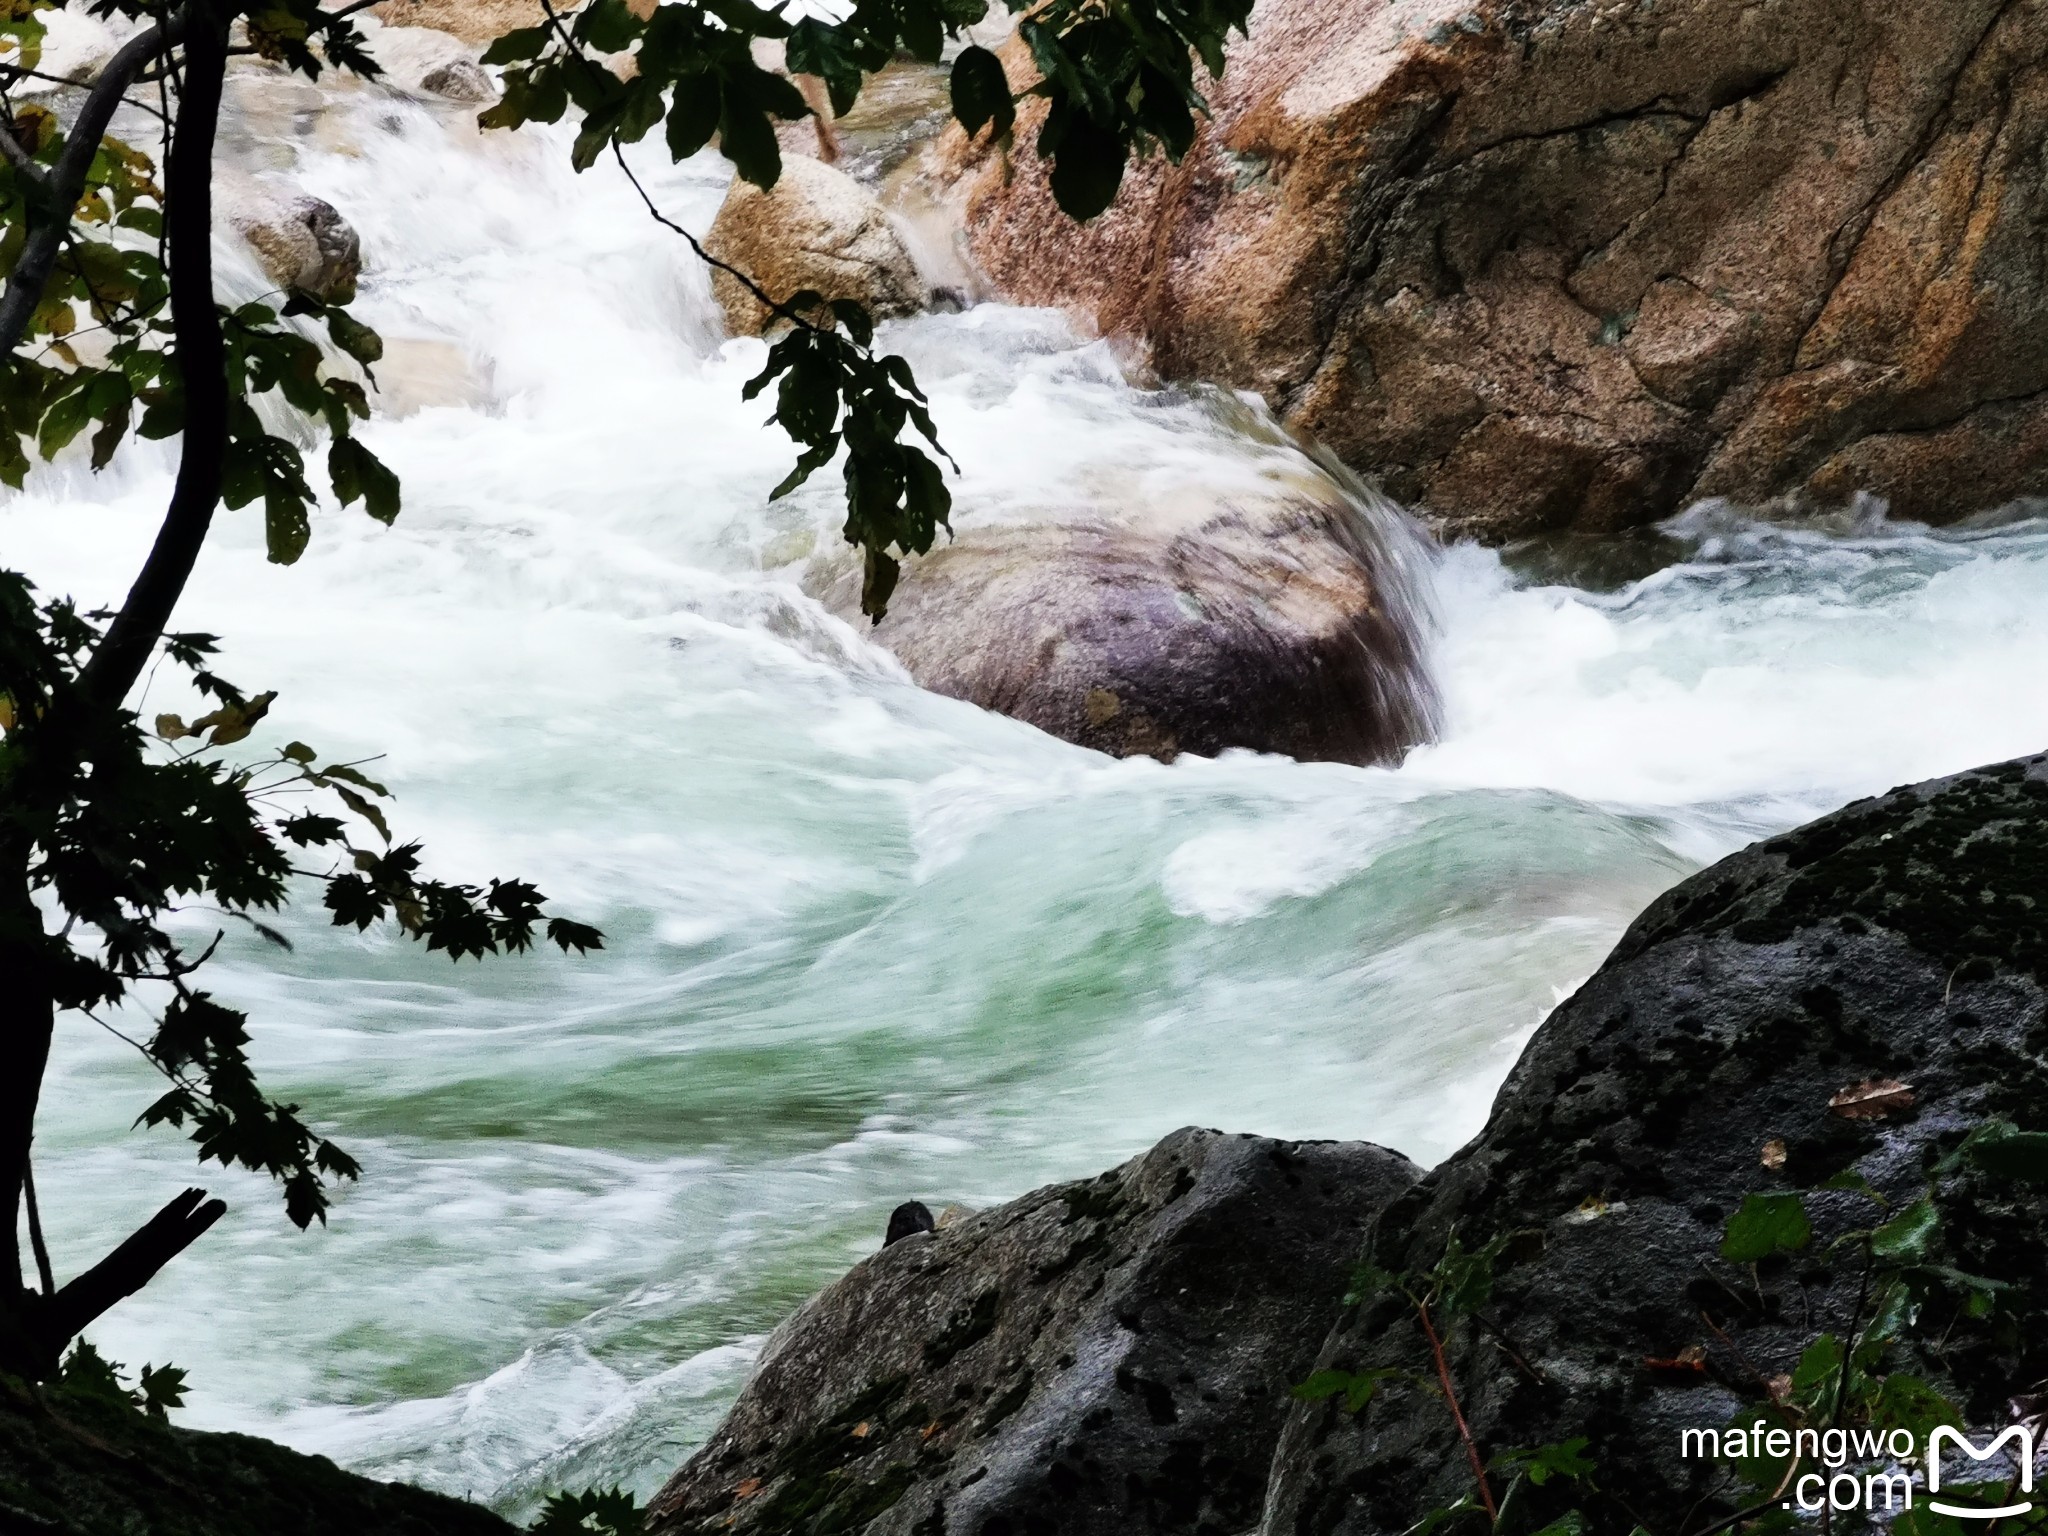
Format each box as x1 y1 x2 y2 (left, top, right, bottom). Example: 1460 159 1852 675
11 53 2048 1515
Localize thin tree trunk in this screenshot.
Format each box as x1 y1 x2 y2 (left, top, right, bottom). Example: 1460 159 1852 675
0 842 56 1377
0 0 235 1379
79 0 229 711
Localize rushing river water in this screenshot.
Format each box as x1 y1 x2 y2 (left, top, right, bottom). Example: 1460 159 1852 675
10 49 2048 1518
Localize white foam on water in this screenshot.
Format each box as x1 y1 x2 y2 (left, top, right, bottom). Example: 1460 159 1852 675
10 55 2048 1516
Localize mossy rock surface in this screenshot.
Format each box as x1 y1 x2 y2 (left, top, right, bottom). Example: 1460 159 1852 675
1265 751 2048 1536
0 1375 515 1536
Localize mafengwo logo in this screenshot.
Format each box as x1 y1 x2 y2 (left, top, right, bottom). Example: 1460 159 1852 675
1680 1422 2037 1517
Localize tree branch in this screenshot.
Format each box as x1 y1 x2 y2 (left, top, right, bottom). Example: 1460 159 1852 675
22 1154 53 1298
0 14 184 357
77 0 230 711
43 1186 225 1348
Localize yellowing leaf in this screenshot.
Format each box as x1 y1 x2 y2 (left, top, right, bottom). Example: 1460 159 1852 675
1828 1079 1915 1120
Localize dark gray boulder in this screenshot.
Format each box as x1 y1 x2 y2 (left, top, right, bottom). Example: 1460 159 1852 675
646 1127 1420 1536
1261 752 2048 1536
814 484 1441 768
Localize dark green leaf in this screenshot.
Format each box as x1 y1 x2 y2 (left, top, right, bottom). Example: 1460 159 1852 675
1291 1367 1400 1415
265 496 311 565
950 45 1015 140
1721 1192 1812 1262
1964 1125 2048 1184
666 78 723 160
1870 1197 1938 1262
479 23 550 64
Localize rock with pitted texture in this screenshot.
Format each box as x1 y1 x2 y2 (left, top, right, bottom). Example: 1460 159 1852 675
1262 752 2048 1535
647 1127 1420 1536
812 480 1440 768
945 0 2048 538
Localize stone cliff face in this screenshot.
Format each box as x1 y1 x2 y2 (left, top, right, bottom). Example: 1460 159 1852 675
951 0 2048 539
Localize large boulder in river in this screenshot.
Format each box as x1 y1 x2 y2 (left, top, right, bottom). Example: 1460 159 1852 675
1261 752 2048 1535
814 483 1440 767
217 174 362 305
708 156 926 337
948 0 2048 538
647 1128 1420 1536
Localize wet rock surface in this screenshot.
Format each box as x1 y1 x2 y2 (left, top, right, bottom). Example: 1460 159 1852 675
814 483 1440 767
217 174 363 304
647 1127 1420 1536
949 0 2048 539
1262 752 2048 1535
707 155 926 337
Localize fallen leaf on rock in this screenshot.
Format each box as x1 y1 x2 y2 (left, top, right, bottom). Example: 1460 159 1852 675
1566 1195 1626 1224
1829 1079 1916 1119
850 1420 872 1439
734 1478 762 1499
1643 1344 1708 1374
1761 1139 1787 1170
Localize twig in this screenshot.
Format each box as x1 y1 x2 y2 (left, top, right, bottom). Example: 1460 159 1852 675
1684 1468 1802 1536
1471 1309 1545 1385
607 139 828 336
0 60 171 117
1417 1299 1497 1525
1699 1308 1777 1397
527 0 840 343
1831 1245 1872 1428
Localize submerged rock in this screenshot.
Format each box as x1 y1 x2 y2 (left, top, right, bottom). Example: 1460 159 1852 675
815 481 1440 768
706 155 926 337
0 1372 512 1535
647 1127 1419 1536
217 174 362 304
950 0 2048 538
1263 753 2048 1534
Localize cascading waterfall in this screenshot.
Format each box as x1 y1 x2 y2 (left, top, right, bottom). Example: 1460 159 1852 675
10 43 2048 1517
